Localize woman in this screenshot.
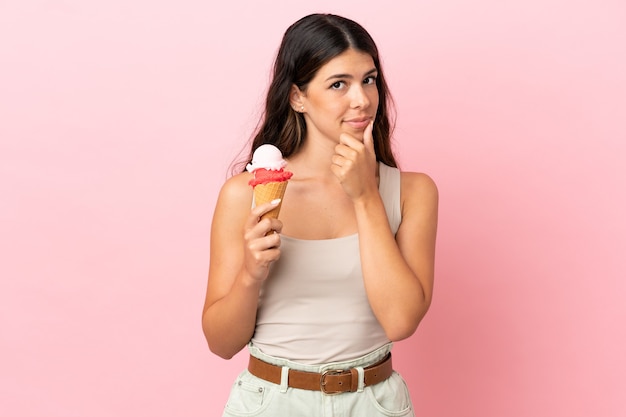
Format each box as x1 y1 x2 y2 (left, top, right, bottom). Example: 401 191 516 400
203 13 438 416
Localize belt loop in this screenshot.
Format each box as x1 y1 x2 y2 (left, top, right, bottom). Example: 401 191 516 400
356 366 365 392
279 366 289 393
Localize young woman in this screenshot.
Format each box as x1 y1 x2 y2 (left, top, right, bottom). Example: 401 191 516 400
203 13 438 416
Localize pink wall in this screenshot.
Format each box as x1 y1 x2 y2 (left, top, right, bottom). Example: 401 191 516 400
1 1 624 416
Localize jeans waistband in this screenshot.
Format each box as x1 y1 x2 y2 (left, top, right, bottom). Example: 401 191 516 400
247 342 393 373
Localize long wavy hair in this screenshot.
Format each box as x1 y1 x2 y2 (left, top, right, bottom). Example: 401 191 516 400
235 13 397 173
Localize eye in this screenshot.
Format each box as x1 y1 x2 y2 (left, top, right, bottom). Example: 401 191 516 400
364 75 377 85
330 81 346 89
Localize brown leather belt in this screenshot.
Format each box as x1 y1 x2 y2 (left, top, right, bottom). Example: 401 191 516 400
248 353 393 394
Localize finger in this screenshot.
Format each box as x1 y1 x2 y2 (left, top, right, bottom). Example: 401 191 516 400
267 217 283 233
339 132 361 148
261 217 284 237
246 221 282 255
244 242 281 279
337 136 364 162
247 229 281 250
363 120 375 152
263 227 282 246
331 153 344 167
254 198 282 218
246 198 281 228
334 144 357 161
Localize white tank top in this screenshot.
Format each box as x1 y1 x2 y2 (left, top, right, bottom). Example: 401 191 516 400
250 163 402 364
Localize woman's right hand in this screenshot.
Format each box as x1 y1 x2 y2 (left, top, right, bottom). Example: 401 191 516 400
242 199 283 283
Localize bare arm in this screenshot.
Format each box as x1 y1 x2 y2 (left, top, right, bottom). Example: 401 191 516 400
202 174 283 359
354 172 438 340
333 122 438 340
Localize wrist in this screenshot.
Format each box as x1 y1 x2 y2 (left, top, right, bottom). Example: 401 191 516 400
239 269 265 289
353 189 383 212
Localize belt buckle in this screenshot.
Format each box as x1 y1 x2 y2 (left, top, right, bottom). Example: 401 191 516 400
320 369 347 395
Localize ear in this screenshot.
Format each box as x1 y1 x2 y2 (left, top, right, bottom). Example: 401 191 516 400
289 84 305 112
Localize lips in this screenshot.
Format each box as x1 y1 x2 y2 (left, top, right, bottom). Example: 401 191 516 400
343 117 372 129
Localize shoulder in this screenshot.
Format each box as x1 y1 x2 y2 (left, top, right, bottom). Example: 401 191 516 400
213 172 254 223
400 171 438 198
218 172 254 202
380 164 437 192
399 171 439 214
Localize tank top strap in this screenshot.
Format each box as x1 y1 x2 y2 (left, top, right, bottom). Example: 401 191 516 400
378 163 402 234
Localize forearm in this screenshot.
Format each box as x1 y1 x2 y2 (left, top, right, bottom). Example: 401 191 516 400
202 271 262 359
354 194 430 340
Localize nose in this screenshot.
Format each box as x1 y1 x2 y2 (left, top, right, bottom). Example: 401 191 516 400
350 84 370 109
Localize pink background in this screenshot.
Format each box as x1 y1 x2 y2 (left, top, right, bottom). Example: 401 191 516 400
1 1 625 416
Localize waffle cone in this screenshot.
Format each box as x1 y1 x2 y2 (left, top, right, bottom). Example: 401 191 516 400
254 181 288 220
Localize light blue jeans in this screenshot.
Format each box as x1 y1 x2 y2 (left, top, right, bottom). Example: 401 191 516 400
221 343 415 417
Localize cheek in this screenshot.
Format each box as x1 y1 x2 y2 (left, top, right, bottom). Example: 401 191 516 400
307 94 330 111
312 99 344 117
370 91 380 109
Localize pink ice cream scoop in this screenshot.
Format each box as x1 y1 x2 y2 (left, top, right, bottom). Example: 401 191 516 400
246 144 293 222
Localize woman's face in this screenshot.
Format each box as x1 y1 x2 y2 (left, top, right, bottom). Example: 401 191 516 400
296 48 379 143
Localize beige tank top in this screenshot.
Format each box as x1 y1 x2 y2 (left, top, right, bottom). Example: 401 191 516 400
250 163 402 364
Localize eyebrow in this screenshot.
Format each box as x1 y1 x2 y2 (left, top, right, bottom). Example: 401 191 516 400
324 68 378 82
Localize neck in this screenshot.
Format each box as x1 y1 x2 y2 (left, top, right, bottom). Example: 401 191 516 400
286 137 338 180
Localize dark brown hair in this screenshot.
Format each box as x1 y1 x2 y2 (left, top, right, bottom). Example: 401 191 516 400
235 13 397 173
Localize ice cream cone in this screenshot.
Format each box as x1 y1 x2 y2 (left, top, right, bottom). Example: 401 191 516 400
254 181 288 220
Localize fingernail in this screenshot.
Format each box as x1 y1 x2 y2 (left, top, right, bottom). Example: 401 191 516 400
270 198 281 205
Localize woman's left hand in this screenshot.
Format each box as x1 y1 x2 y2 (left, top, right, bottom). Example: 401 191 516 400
331 120 378 201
